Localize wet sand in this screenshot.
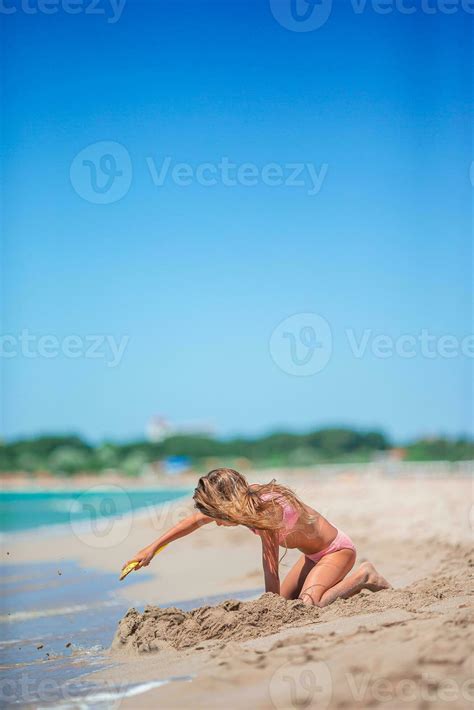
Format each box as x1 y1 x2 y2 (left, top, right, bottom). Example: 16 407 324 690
2 469 472 708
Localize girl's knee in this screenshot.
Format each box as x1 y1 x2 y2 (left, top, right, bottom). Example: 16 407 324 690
298 586 324 606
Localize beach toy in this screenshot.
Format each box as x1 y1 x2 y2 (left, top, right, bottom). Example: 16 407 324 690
119 544 167 581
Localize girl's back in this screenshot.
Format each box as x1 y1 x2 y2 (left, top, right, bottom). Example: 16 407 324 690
250 488 338 554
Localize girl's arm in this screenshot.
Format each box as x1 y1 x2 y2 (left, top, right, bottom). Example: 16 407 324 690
260 529 280 595
123 511 213 571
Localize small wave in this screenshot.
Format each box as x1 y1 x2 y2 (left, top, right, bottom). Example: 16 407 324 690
0 599 120 623
37 675 193 710
0 634 53 648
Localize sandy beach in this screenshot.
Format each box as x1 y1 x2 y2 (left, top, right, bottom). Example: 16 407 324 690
2 467 472 708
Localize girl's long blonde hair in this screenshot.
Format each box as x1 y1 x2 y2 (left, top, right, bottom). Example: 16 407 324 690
193 468 311 532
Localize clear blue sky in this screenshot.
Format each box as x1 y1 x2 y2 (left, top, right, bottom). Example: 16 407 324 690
1 0 472 444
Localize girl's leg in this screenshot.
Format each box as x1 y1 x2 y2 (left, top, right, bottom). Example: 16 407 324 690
299 550 391 607
280 554 316 600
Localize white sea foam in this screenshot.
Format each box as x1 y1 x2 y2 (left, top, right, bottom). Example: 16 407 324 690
37 675 193 710
0 599 120 623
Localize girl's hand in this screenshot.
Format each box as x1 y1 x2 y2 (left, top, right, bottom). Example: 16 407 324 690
122 544 157 571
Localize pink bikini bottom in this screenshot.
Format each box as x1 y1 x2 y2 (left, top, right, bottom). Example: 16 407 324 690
305 529 356 563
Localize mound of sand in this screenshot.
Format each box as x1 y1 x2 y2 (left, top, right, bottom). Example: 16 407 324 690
112 545 472 657
112 593 322 654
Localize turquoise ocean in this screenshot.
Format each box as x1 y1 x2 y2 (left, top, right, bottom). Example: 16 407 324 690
0 487 188 533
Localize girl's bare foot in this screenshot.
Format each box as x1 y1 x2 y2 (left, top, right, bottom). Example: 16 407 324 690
359 561 392 592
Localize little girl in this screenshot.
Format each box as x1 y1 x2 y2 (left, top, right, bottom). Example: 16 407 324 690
123 468 390 607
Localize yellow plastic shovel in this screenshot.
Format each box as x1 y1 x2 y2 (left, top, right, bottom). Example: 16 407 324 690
119 544 168 581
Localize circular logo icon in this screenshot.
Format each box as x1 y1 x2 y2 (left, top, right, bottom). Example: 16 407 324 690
269 660 333 709
269 312 332 376
70 141 132 204
69 484 133 549
269 0 333 32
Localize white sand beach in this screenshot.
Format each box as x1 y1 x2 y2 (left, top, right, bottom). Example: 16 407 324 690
2 468 473 708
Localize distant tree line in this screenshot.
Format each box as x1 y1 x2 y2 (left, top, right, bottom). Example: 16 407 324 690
0 428 472 475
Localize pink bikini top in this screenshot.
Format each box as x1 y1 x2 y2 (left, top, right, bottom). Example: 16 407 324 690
250 492 299 541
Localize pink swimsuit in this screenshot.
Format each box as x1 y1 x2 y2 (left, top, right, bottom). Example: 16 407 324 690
250 492 356 562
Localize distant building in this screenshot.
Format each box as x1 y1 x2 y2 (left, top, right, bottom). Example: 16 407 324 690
146 416 171 443
146 415 215 442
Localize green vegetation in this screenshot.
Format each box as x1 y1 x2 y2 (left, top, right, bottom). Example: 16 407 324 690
403 437 474 462
0 428 472 475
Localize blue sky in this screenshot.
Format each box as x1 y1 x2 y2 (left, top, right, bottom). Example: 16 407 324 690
1 0 472 443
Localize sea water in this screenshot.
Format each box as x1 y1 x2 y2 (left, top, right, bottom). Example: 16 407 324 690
0 488 188 533
0 557 261 707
